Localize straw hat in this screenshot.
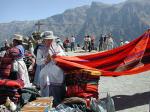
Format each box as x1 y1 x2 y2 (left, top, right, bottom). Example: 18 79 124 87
40 31 56 40
13 34 23 41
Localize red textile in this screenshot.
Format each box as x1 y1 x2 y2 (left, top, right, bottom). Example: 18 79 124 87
0 56 13 78
0 79 23 89
8 47 21 59
55 29 150 76
66 84 98 98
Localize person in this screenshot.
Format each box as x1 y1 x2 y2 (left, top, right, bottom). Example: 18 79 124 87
103 34 107 51
0 40 10 57
84 35 88 52
107 33 114 50
56 37 64 50
120 39 124 46
87 35 91 52
38 31 66 106
28 41 35 57
33 40 45 88
0 40 10 51
70 35 75 51
91 35 95 50
10 34 31 87
99 34 104 51
63 37 70 52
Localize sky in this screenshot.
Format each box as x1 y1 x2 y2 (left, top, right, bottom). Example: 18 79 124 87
0 0 126 23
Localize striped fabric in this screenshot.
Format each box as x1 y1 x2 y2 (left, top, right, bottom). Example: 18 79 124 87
0 56 13 78
0 79 23 105
55 29 150 76
66 73 98 99
0 79 23 89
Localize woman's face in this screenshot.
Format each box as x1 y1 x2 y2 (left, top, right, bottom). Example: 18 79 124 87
43 39 53 47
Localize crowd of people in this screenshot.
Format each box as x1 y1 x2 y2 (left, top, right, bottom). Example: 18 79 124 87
0 31 130 107
61 33 128 53
62 34 96 52
0 31 67 106
98 33 114 51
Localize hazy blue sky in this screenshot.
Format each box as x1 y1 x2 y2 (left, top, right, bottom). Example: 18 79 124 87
0 0 126 23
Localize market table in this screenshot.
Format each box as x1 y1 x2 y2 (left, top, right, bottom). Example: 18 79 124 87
21 97 53 112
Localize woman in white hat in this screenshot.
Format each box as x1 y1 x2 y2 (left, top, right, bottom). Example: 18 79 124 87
10 34 31 87
35 31 66 106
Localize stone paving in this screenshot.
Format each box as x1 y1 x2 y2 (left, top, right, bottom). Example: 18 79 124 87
99 71 150 112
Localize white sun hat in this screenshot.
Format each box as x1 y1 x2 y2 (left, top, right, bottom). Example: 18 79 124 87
13 34 23 41
41 31 56 40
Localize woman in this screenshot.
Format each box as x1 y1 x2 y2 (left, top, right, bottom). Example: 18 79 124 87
37 31 66 106
10 34 31 87
33 41 45 88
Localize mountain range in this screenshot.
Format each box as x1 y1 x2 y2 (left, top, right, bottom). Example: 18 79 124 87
0 0 150 45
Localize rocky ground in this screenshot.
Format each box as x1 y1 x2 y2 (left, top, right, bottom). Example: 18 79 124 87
66 50 150 112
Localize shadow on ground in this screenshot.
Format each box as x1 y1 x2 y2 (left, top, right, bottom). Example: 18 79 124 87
101 91 150 111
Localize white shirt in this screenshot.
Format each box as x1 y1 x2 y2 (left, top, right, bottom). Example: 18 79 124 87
70 37 75 43
36 41 66 65
38 41 65 96
108 37 114 44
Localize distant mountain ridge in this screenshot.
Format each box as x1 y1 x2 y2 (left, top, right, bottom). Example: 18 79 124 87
0 0 150 45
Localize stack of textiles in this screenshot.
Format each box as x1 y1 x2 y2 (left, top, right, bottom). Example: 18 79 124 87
0 79 23 105
0 56 13 79
65 69 100 103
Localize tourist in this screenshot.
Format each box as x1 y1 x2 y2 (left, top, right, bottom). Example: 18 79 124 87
70 35 75 51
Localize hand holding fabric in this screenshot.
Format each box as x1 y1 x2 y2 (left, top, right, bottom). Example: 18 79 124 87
45 54 52 64
52 53 57 59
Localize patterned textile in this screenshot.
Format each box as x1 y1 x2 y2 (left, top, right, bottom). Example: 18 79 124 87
0 55 13 78
0 79 23 89
65 73 98 99
0 79 23 105
8 47 20 59
55 29 150 76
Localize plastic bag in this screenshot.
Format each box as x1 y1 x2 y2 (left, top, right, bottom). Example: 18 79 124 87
90 97 106 112
56 104 82 112
105 93 115 112
90 93 115 112
44 104 83 112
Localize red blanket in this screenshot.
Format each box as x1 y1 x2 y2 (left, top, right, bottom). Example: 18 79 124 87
55 29 150 76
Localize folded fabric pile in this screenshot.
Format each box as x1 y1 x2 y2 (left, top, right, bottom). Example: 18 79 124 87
65 71 99 105
0 56 13 79
0 79 23 105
